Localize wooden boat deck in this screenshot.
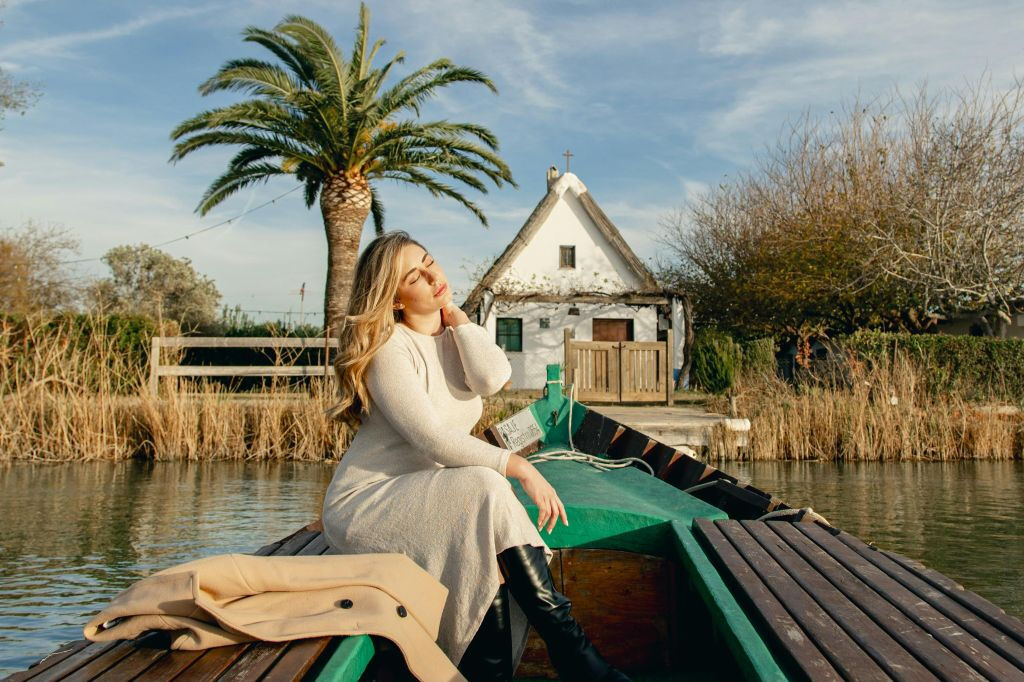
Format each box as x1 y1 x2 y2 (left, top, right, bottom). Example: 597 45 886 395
692 518 1024 681
3 526 375 682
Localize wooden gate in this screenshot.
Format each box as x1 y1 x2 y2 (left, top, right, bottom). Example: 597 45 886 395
563 328 674 404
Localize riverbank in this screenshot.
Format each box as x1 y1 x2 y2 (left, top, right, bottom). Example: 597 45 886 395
4 315 1023 461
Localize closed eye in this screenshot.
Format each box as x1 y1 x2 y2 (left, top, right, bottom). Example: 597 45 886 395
409 259 435 284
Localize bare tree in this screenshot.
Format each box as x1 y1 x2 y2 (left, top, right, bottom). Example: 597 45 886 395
862 73 1024 332
658 72 1024 338
0 221 81 314
0 1 42 167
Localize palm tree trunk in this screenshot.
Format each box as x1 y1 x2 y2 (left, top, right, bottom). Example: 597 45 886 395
320 174 372 335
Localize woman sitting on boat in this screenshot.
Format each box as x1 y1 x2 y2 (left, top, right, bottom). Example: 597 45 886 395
323 230 630 682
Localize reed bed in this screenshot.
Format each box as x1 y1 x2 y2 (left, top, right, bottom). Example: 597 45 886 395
1 315 534 461
709 351 1024 461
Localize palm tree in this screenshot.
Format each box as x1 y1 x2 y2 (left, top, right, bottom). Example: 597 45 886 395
169 4 516 332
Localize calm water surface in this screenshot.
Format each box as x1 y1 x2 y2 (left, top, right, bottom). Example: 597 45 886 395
1 459 1022 676
0 460 334 676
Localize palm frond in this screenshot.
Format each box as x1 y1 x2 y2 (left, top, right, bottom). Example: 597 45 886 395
275 15 349 118
197 163 285 215
381 169 488 225
370 186 385 235
242 26 318 86
198 58 300 99
170 130 326 171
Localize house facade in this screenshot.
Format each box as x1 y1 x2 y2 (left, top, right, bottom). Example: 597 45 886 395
460 167 691 391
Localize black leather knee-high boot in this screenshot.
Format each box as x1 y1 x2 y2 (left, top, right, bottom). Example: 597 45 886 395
497 544 631 682
458 581 513 681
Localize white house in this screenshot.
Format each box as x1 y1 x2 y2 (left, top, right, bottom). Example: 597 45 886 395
460 166 691 391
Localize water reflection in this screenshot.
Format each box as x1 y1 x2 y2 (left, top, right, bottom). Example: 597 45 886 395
731 460 1024 620
0 460 334 676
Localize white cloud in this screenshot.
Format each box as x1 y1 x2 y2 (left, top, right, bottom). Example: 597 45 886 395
694 2 1024 163
0 5 224 67
700 6 783 57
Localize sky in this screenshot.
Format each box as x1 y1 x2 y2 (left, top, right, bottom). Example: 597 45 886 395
2 0 1024 323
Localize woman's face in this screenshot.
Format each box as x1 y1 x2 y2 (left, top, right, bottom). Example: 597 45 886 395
393 243 452 315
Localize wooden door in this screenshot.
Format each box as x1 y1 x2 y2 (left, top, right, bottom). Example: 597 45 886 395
593 318 634 342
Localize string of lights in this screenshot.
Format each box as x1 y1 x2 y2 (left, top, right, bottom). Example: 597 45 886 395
60 185 304 265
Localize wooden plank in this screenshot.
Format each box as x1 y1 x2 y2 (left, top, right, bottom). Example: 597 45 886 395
18 641 121 682
790 524 991 681
884 549 1024 648
273 529 321 557
717 521 887 681
558 549 673 670
800 524 1024 682
605 427 654 462
159 365 334 378
149 336 160 397
751 522 936 681
132 650 205 681
5 639 92 682
158 337 339 348
666 328 674 405
165 643 248 680
57 640 137 681
832 530 1024 670
693 518 840 681
90 643 169 681
215 642 289 682
261 638 333 682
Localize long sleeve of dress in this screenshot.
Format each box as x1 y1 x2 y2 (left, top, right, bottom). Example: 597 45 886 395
365 339 512 476
451 323 512 396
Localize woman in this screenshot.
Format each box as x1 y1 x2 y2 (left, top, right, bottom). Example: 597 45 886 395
323 231 629 682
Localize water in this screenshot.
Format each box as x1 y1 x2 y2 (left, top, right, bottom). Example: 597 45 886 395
0 460 334 676
1 460 1022 676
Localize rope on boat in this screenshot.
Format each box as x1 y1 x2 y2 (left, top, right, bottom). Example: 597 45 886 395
524 380 656 476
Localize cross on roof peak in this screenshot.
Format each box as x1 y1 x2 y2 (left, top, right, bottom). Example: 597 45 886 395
562 148 574 173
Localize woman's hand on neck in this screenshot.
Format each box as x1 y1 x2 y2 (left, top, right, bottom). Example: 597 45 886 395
399 303 469 337
400 308 445 336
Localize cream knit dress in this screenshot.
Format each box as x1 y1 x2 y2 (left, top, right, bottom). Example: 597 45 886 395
322 320 553 671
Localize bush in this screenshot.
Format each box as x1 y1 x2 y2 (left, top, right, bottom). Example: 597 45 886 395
740 337 778 379
691 329 741 394
842 330 1024 402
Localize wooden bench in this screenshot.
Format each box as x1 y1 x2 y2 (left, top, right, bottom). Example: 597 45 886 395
693 518 1024 681
4 525 379 682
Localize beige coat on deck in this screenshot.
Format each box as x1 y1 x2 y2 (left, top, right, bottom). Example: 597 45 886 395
83 552 466 682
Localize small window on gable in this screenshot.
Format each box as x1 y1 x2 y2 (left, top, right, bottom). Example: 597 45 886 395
539 318 550 329
496 317 523 352
559 245 576 269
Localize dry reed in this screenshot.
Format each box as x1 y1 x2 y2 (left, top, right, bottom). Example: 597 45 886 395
1 315 534 461
709 351 1024 461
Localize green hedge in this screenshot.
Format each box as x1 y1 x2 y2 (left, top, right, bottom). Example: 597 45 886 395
842 330 1024 401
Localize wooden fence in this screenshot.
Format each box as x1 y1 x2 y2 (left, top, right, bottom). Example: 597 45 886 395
149 336 338 396
563 328 674 405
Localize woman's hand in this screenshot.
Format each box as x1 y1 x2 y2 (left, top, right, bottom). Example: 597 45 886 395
506 455 568 533
441 302 471 329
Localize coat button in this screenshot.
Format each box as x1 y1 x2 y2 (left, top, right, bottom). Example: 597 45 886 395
338 599 354 609
396 605 408 618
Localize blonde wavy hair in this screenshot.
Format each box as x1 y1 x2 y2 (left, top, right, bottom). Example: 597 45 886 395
325 230 426 426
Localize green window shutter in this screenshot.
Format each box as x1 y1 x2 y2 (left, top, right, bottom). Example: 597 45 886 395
496 318 523 352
